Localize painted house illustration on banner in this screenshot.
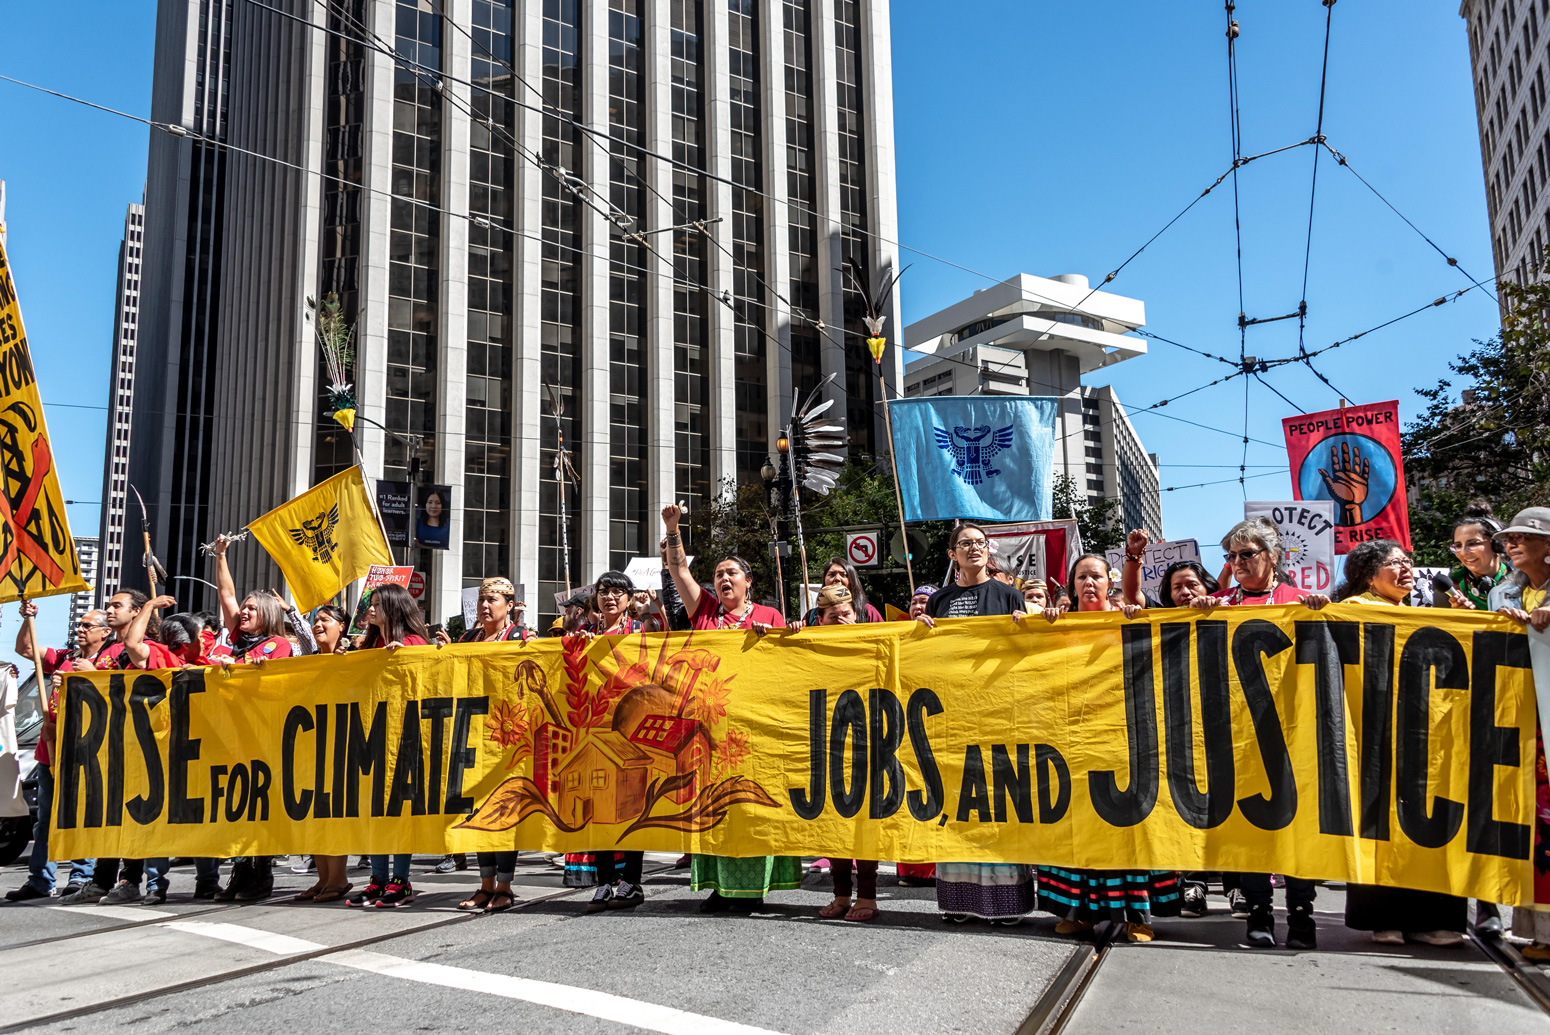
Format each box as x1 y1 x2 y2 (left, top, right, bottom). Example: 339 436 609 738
532 683 714 826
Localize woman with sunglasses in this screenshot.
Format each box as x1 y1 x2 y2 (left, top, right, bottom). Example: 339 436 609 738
1034 554 1180 943
1192 518 1327 949
1487 508 1550 957
918 524 1038 925
1336 541 1468 948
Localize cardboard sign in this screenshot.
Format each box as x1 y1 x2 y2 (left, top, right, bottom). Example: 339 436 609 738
1104 539 1201 600
1244 501 1337 593
1282 401 1411 553
348 565 414 636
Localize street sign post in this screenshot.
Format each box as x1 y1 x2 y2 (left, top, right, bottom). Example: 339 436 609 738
846 530 881 567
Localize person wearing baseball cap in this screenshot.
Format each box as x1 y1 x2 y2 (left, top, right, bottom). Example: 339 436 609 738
1487 505 1550 958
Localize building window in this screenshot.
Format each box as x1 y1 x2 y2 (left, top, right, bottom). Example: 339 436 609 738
835 0 876 454
784 0 821 405
671 0 711 521
729 0 767 485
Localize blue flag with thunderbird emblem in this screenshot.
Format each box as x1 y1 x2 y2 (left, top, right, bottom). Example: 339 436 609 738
888 396 1058 522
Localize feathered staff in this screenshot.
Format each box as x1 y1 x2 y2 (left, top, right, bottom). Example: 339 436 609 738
840 260 915 588
308 293 357 432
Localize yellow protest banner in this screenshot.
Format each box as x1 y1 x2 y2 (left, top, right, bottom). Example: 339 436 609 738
247 465 393 611
51 604 1537 904
0 239 90 601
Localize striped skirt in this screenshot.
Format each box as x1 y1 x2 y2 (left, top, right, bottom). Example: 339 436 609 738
1036 867 1181 924
935 863 1037 920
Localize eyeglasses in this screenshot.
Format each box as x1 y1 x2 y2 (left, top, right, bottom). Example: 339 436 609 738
596 587 629 597
1450 539 1491 553
955 538 989 550
1503 533 1549 545
1380 557 1414 570
1223 548 1265 563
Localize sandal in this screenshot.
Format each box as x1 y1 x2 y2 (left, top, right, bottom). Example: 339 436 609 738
312 883 353 903
818 899 850 919
295 882 325 901
458 889 494 911
484 891 515 913
844 905 879 923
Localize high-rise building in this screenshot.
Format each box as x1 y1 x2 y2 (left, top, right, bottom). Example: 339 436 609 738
902 273 1163 537
131 0 901 621
1460 0 1550 284
66 537 102 641
98 201 146 605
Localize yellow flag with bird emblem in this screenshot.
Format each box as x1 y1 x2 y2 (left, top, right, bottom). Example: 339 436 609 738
248 466 393 611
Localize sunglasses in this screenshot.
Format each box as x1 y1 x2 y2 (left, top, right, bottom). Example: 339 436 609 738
1223 547 1265 563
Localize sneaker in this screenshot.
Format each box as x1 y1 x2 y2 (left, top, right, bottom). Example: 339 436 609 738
346 879 385 908
606 881 645 910
59 882 111 904
1227 887 1250 919
60 882 86 897
1180 882 1207 918
809 858 831 874
99 881 142 905
1270 874 1285 889
142 886 168 906
941 912 970 924
1285 904 1317 951
434 856 458 874
1411 929 1465 947
1371 929 1405 945
4 883 49 903
586 883 615 914
288 856 314 874
374 879 415 908
991 916 1023 927
1244 904 1275 948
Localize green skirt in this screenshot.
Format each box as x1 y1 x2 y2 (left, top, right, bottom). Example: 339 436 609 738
690 855 805 898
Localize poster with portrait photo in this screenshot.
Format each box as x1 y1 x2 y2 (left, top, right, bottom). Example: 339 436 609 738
415 484 452 550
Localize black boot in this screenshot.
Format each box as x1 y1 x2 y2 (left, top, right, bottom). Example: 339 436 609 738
1244 903 1276 948
214 858 251 902
1285 902 1317 950
236 857 274 901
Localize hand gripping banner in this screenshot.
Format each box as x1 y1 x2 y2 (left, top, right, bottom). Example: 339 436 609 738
51 605 1539 904
0 240 89 601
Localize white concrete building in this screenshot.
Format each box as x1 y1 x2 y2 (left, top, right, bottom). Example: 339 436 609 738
902 273 1163 537
97 201 145 605
1461 0 1550 284
131 0 902 621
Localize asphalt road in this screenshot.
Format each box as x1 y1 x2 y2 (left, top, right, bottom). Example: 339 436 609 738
2 857 1548 1035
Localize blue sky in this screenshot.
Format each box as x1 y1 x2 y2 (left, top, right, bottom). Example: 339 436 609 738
0 0 1493 665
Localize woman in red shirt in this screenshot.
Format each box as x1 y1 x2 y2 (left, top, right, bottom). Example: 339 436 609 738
346 583 429 909
209 537 294 664
660 504 796 912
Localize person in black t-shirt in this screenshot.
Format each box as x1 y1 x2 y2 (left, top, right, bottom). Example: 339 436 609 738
919 523 1027 622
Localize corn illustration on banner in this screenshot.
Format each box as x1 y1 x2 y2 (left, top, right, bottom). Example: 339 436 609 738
0 239 90 602
50 605 1538 904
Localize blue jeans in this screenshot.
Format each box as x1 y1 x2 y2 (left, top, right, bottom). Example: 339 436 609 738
370 854 411 881
27 766 95 894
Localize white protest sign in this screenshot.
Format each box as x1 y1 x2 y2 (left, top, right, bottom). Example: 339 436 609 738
1104 539 1201 600
1244 500 1336 592
623 555 691 593
461 587 479 627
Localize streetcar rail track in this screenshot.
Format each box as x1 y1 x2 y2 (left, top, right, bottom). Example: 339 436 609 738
1470 928 1550 1016
1014 925 1112 1035
0 865 672 1034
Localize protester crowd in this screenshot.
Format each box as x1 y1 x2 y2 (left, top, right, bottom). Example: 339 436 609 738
7 498 1550 956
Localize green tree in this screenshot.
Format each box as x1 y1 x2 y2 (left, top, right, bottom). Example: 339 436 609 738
1052 473 1124 554
1403 271 1550 565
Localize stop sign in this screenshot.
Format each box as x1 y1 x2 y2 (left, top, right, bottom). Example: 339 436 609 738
407 571 426 599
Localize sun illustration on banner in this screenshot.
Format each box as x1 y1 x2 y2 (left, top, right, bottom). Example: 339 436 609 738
934 424 1015 486
456 633 780 840
287 503 341 564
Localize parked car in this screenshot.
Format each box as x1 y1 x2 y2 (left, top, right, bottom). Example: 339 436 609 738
0 671 42 865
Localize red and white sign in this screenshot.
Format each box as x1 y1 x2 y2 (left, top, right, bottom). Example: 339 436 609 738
407 570 426 599
981 519 1083 585
1282 400 1411 553
846 531 880 567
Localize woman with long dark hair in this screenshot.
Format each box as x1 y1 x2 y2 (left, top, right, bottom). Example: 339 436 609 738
296 605 354 905
1035 554 1180 943
1336 540 1469 948
346 584 429 909
1434 502 1511 610
802 557 882 625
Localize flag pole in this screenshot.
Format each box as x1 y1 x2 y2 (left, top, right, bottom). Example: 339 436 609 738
872 349 914 591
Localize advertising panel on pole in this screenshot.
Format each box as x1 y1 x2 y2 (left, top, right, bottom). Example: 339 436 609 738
414 484 452 550
1281 401 1411 552
1104 539 1201 600
1244 500 1337 593
376 480 412 549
